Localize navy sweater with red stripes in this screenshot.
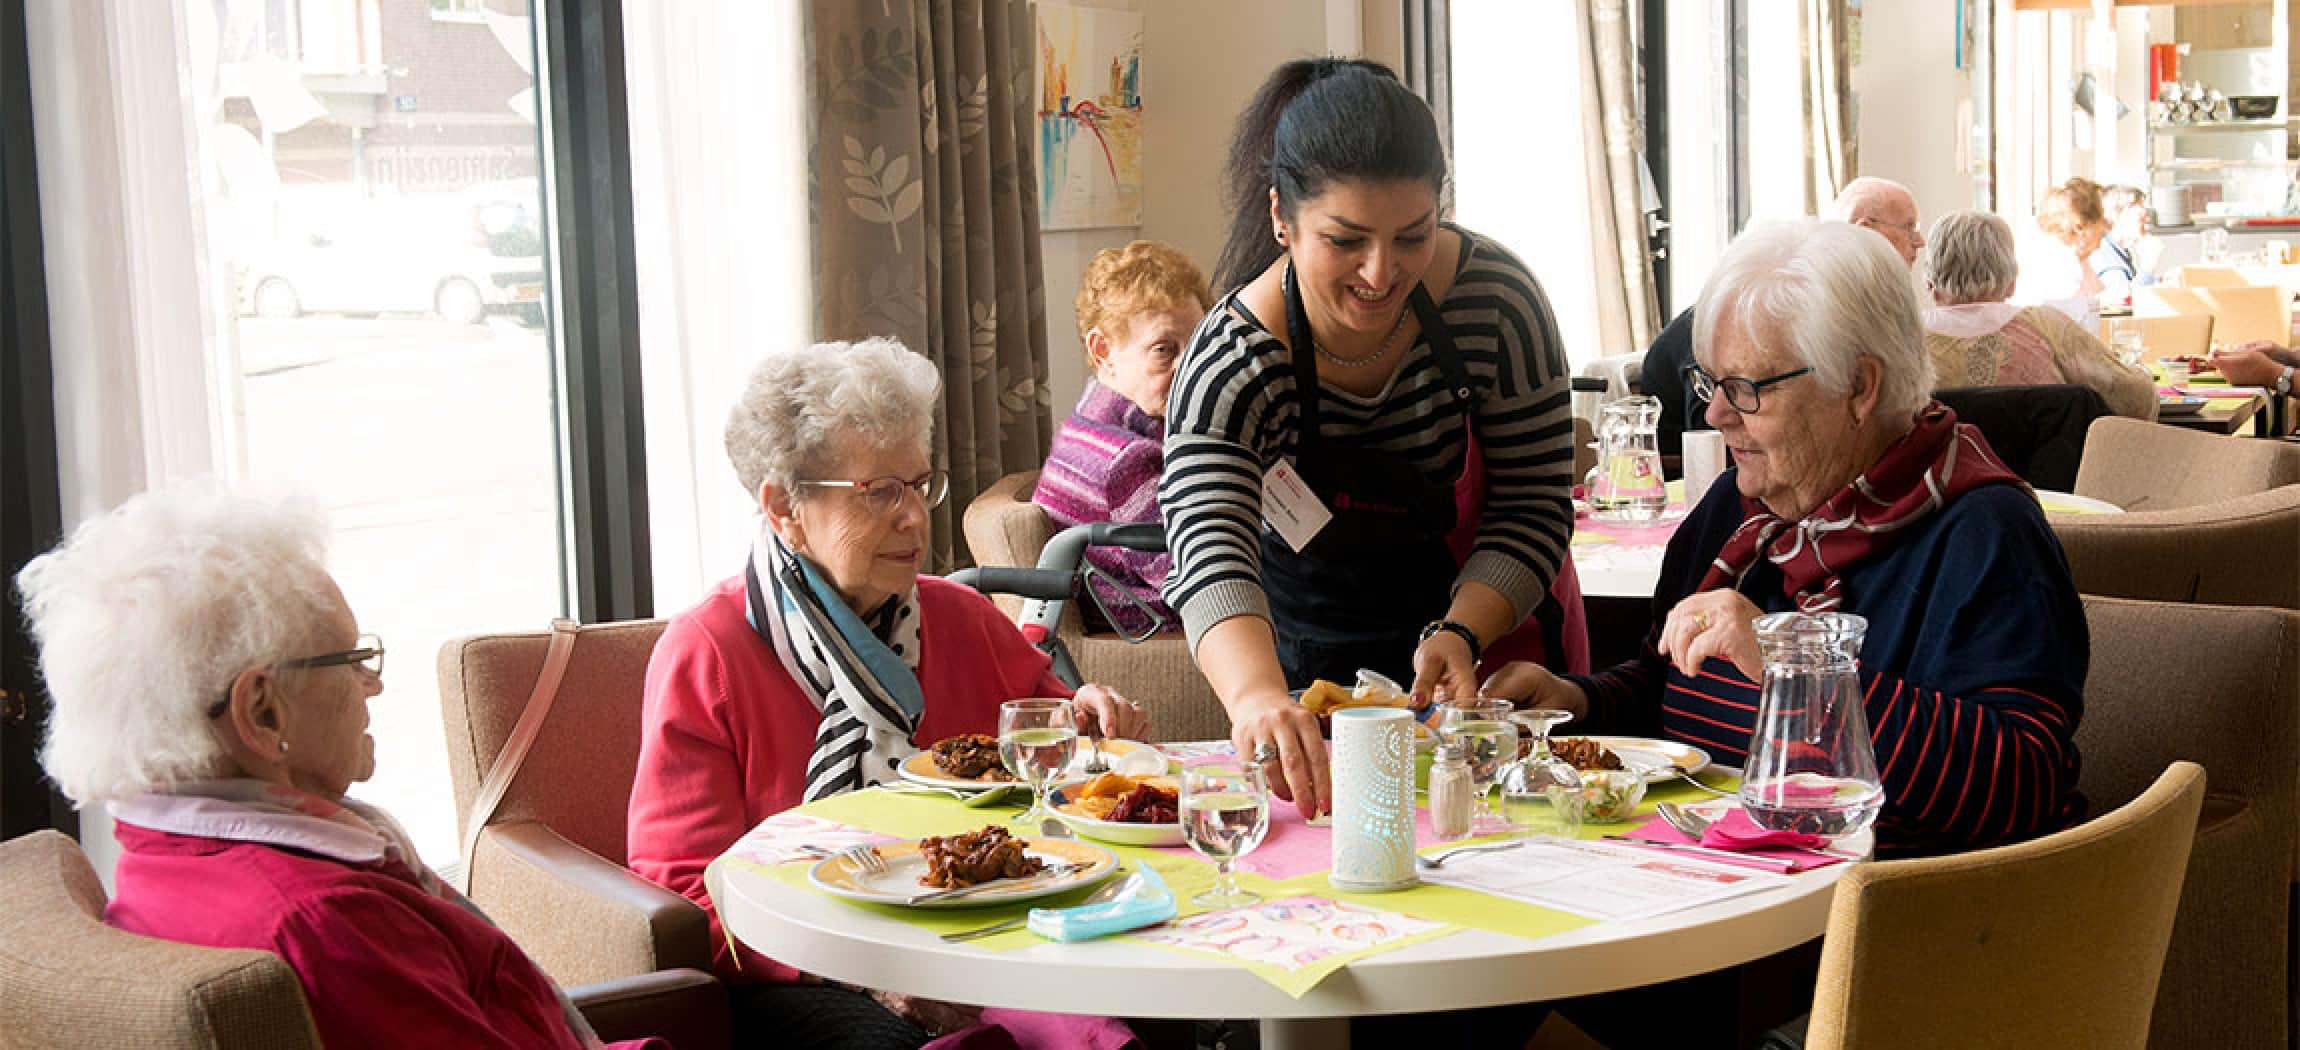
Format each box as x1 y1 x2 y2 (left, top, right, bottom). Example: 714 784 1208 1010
1567 470 2087 857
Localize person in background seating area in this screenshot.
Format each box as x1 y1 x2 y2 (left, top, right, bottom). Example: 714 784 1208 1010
1922 209 2156 420
626 336 1147 1050
15 480 665 1050
1645 176 1927 462
2014 177 2110 304
1487 219 2088 861
2091 183 2153 297
1032 240 1214 636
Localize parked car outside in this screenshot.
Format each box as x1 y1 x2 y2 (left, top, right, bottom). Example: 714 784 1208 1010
234 191 543 325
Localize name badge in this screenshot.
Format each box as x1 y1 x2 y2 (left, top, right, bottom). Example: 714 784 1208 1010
1262 458 1333 553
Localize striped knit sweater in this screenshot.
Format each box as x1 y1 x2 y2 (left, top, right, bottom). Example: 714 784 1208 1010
1032 380 1175 633
1158 227 1575 652
1568 471 2088 857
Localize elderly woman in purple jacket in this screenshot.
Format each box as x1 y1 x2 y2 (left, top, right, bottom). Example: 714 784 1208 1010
1033 240 1213 635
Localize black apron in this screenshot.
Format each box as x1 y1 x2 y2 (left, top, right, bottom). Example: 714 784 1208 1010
1261 262 1478 689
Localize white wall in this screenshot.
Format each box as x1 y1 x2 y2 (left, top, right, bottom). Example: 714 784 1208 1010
1851 3 1980 228
1040 0 1347 414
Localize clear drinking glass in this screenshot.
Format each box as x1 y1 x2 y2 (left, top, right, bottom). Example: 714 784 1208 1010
1435 700 1518 833
2107 317 2145 369
1496 708 1582 839
1742 613 1885 839
1179 763 1270 908
997 698 1078 826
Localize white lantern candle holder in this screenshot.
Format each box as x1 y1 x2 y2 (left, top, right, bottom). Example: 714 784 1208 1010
1329 706 1419 892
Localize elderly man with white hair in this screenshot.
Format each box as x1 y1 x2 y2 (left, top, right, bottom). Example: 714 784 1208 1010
1491 220 2088 860
16 480 664 1049
625 336 1146 1050
1644 177 1927 460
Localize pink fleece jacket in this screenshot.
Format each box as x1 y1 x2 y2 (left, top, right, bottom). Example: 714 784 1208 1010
108 821 656 1049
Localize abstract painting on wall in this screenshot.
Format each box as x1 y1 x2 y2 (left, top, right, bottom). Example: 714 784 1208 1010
1036 4 1143 230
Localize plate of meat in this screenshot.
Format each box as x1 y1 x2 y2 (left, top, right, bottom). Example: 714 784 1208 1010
900 734 1164 791
1051 772 1185 846
805 825 1117 908
1557 735 1712 783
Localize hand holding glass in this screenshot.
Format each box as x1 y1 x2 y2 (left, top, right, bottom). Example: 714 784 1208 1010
1179 763 1270 908
998 699 1077 826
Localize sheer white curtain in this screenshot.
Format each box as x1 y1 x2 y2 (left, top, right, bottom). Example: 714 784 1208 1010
25 0 229 882
622 0 814 612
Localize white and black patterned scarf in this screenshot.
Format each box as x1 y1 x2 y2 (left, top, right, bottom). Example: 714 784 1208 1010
745 529 924 802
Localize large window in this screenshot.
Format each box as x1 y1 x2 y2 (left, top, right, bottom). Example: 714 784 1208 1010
195 0 566 865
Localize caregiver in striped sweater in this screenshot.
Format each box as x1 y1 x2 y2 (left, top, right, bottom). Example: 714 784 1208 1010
1482 220 2088 858
1159 59 1576 819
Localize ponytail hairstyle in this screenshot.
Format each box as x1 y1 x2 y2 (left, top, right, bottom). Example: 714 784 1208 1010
1211 58 1449 294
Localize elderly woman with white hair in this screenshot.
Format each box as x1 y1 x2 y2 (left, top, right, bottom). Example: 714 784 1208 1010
625 337 1146 1050
16 481 661 1049
1922 209 2154 420
1485 221 2088 859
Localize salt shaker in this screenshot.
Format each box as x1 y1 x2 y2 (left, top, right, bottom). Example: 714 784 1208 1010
1428 741 1474 841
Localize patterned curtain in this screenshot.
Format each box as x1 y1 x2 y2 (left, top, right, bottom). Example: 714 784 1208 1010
1575 0 1661 355
807 0 1052 572
1801 0 1855 211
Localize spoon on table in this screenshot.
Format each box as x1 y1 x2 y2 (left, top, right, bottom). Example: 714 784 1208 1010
1655 801 1714 840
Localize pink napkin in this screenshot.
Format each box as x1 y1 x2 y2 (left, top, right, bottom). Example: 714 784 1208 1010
1621 811 1851 874
1700 809 1830 851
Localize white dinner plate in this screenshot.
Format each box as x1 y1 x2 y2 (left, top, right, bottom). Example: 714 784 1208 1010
1049 778 1186 846
1563 735 1711 783
807 836 1118 909
897 738 1164 792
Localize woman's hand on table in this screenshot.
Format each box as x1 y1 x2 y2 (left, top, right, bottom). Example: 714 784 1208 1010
1071 683 1151 742
1478 662 1588 720
1658 589 1765 682
2209 341 2296 387
1408 629 1478 709
1230 689 1330 820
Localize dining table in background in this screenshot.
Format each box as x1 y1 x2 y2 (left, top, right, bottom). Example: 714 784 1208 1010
711 769 1870 1050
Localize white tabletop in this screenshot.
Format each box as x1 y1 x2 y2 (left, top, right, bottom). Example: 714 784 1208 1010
712 826 1869 1049
1572 487 2122 601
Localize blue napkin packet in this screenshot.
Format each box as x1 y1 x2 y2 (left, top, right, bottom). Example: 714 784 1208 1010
1025 863 1177 942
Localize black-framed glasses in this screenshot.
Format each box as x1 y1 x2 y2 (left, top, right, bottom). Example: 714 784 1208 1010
1684 364 1813 414
796 470 950 514
206 634 386 719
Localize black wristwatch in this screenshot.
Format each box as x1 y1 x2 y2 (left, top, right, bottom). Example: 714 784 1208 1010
1418 619 1483 663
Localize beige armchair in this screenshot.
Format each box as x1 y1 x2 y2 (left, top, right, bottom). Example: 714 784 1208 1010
2072 416 2300 510
0 829 727 1050
2075 596 2300 1049
437 620 715 987
2048 485 2300 609
961 470 1230 742
1805 762 2205 1050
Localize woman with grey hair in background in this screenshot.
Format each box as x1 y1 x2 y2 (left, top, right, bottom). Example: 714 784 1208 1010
1485 220 2087 863
1921 209 2154 419
16 480 662 1049
625 337 1146 1049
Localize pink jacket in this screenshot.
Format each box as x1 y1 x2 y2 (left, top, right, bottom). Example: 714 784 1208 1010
626 574 1070 982
108 821 656 1049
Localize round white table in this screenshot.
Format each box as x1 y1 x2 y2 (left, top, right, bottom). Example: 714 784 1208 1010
711 827 1871 1050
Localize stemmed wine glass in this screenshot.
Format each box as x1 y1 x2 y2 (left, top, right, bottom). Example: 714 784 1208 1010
1179 762 1270 908
997 698 1078 826
1434 699 1519 833
1497 707 1583 839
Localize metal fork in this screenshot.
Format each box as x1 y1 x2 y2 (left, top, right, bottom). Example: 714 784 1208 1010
833 844 888 876
1661 764 1737 797
1083 713 1111 775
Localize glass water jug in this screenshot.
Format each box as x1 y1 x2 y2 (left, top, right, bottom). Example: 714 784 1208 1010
1741 612 1885 839
1585 395 1666 522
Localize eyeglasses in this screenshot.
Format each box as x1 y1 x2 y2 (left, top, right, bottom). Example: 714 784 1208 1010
796 470 950 514
1856 216 1922 239
1684 364 1813 414
205 634 386 719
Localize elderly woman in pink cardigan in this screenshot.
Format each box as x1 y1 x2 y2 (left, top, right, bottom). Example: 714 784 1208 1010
1033 241 1214 636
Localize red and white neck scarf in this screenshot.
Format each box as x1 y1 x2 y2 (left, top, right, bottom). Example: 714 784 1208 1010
1699 401 2027 613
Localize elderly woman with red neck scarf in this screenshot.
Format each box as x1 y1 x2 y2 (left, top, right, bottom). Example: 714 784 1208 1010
1485 220 2087 858
16 481 665 1049
626 337 1147 1050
